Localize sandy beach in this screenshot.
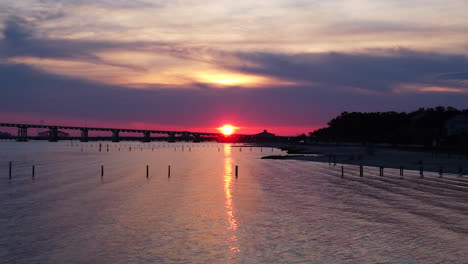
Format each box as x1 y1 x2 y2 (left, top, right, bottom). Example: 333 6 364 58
262 144 468 176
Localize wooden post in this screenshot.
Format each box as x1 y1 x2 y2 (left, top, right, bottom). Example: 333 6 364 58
168 165 171 178
146 165 149 178
32 165 35 178
359 165 363 177
9 161 12 179
101 165 104 177
235 165 238 178
341 166 344 178
99 143 102 152
400 166 404 178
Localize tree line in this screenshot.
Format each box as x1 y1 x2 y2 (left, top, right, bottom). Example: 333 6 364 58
307 107 468 147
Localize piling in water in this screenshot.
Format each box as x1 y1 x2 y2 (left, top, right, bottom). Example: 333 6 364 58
168 165 171 178
235 165 238 178
32 165 35 178
341 166 344 178
400 166 404 178
101 165 104 177
9 161 12 179
359 165 363 177
146 165 149 178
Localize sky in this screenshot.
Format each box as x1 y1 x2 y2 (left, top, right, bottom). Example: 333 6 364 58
1 0 468 135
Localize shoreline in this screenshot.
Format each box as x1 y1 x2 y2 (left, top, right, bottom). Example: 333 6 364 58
262 144 468 175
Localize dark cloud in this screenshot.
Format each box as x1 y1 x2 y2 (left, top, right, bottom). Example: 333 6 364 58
0 16 116 64
1 62 468 133
230 49 468 91
0 15 220 71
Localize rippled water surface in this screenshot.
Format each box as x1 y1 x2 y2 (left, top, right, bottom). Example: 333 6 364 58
1 141 468 264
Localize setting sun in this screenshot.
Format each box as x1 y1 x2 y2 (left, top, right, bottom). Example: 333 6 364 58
218 125 237 136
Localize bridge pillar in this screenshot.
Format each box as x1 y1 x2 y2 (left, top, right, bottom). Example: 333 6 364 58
142 131 151 142
49 127 58 142
112 130 120 142
80 129 89 142
167 133 176 143
17 126 28 142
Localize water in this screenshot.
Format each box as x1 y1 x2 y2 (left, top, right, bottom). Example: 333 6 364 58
1 141 468 264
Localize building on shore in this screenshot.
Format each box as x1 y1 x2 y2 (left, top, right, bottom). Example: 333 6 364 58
445 115 468 136
252 130 277 142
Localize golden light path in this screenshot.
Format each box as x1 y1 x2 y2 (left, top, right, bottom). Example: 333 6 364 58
223 144 240 254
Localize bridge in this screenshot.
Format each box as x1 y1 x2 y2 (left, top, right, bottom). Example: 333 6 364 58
0 123 232 142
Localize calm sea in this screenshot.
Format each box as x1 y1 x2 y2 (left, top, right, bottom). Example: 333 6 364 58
1 141 468 263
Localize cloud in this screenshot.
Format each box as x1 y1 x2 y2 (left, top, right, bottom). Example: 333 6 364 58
228 49 468 92
1 62 468 134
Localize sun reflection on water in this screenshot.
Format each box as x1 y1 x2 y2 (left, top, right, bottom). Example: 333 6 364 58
224 144 240 253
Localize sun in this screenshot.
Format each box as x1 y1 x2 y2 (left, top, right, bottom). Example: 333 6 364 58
218 125 236 136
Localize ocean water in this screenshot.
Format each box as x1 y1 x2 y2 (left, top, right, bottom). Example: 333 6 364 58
1 141 468 264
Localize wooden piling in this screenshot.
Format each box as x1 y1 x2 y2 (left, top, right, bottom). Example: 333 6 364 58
32 165 35 178
341 166 344 178
359 165 363 177
146 165 149 178
168 165 171 178
400 166 404 178
9 161 12 179
99 143 102 152
101 165 104 177
235 165 238 178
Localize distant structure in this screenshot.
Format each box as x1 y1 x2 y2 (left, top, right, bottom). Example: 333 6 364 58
445 115 468 136
253 130 277 142
0 131 11 138
38 130 70 138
